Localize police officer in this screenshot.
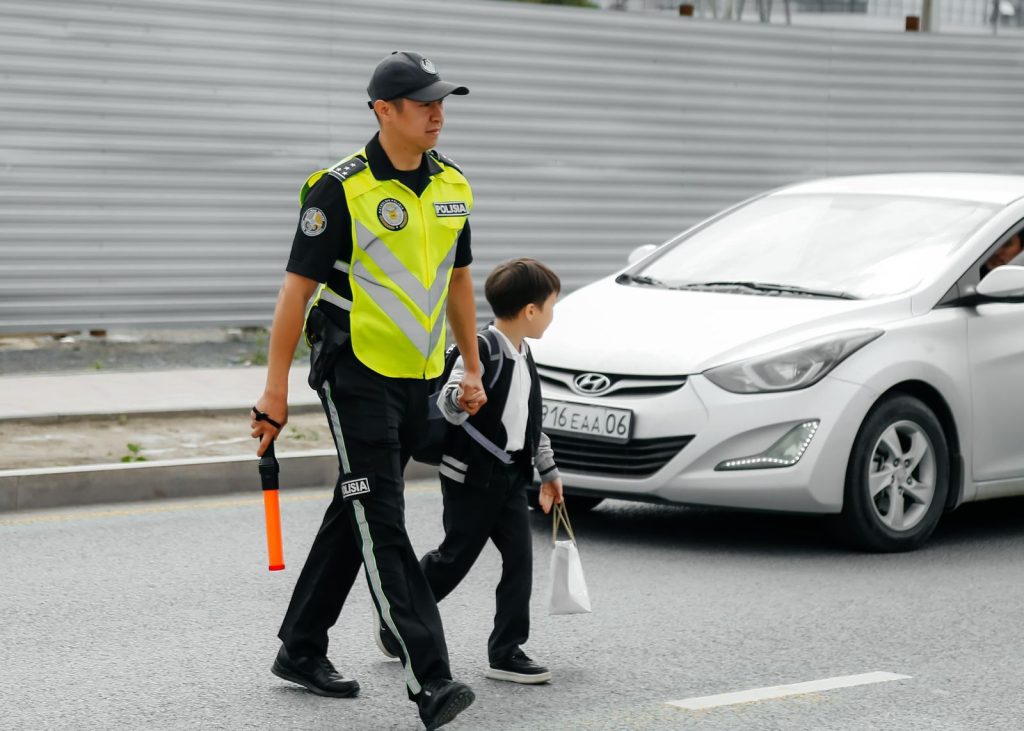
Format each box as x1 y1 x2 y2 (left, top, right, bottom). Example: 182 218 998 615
251 51 486 731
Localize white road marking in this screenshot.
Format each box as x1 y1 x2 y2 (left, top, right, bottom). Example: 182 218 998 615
667 671 912 710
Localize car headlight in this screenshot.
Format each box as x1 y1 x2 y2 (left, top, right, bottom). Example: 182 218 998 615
703 329 883 394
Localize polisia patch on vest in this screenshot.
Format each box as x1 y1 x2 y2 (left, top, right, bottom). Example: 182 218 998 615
377 198 408 231
301 207 327 236
434 201 468 217
340 475 372 500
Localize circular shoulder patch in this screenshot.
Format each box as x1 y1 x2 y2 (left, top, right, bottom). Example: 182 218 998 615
377 198 408 231
300 207 327 237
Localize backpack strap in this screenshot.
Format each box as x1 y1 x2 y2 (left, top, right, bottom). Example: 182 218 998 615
479 328 505 391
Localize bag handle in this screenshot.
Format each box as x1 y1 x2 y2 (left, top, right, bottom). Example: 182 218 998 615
551 501 576 544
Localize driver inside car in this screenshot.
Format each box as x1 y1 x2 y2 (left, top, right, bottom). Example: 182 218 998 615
980 232 1024 278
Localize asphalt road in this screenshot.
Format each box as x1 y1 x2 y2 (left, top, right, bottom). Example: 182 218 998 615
4 482 1024 730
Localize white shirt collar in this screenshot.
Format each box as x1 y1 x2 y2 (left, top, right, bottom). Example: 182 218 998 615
488 324 527 359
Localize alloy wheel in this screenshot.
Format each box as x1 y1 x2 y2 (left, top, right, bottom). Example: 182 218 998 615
866 419 936 532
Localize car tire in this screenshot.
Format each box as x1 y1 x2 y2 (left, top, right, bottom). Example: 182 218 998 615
526 489 604 513
840 394 949 552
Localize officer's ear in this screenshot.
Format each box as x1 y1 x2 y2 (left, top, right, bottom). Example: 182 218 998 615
372 98 404 126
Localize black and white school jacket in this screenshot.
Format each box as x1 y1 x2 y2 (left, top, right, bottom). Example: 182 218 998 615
437 326 559 488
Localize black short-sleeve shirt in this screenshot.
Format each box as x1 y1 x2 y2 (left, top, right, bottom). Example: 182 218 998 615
286 133 472 306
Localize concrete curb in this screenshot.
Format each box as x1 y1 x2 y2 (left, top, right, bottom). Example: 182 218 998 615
0 450 437 513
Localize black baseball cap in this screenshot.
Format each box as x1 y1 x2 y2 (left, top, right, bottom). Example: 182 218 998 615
366 51 469 107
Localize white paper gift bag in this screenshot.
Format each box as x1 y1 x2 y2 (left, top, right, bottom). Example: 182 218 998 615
547 502 592 615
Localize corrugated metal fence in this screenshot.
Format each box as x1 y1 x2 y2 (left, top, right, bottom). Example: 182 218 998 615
2 0 1023 332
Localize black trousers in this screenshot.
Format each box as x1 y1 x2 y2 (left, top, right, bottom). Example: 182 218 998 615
278 346 450 698
420 460 533 664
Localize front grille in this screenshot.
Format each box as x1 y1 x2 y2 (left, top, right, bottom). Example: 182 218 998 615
549 433 693 477
535 365 687 398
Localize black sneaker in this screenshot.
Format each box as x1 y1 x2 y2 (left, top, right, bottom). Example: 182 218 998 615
417 678 475 731
271 645 360 698
373 611 402 660
485 649 551 684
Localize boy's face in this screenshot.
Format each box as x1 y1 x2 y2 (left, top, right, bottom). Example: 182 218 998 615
523 292 557 339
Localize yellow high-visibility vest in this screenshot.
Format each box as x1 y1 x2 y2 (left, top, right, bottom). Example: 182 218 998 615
301 149 472 379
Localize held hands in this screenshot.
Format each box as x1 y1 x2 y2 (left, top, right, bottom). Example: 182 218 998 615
538 477 564 514
458 369 487 416
251 393 288 456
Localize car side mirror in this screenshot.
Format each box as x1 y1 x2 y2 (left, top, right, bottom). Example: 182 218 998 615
627 244 658 265
976 264 1024 299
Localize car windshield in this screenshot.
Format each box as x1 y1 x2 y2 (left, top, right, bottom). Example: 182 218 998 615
634 193 998 299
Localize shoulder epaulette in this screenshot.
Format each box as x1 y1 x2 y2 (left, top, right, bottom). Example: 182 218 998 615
429 149 463 173
327 155 367 183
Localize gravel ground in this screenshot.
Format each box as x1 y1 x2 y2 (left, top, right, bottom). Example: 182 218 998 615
0 328 321 471
0 411 332 470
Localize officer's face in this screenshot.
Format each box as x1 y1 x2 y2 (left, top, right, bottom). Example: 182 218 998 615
388 98 445 152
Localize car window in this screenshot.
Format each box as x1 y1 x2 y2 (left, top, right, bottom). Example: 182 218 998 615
979 232 1024 279
638 194 998 299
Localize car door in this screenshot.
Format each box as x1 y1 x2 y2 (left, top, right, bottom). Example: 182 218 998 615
966 241 1024 482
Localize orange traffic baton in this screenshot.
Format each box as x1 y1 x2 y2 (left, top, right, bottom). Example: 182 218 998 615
254 408 285 572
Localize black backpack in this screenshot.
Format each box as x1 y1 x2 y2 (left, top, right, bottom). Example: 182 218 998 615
411 328 505 466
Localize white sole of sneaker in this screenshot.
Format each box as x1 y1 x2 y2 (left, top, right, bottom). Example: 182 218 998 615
484 667 552 684
372 612 399 660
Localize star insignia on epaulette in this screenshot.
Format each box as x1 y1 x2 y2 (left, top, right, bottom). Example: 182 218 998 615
327 157 367 183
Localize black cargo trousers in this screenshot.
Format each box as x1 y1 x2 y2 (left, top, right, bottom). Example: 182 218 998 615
420 459 533 664
277 342 450 699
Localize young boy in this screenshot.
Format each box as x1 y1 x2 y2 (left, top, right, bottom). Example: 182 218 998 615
375 258 564 684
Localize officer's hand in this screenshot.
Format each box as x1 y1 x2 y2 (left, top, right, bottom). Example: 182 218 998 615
539 477 564 514
458 370 487 416
251 393 287 456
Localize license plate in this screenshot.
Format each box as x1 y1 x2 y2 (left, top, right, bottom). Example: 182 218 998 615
541 399 632 444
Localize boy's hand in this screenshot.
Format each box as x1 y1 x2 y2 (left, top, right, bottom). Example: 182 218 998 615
458 369 487 415
538 477 564 514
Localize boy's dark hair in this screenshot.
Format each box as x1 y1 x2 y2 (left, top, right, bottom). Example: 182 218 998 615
484 258 561 319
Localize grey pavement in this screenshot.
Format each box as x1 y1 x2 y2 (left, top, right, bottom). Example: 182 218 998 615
4 485 1024 730
0 365 318 421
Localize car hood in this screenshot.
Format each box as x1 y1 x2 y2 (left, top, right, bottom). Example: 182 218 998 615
529 278 910 376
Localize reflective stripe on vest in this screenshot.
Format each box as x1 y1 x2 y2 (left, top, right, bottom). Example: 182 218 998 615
351 222 456 359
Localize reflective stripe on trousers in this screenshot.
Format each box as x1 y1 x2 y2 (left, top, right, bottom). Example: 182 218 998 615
323 379 422 696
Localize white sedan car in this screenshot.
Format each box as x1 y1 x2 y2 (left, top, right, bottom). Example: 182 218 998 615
529 174 1024 552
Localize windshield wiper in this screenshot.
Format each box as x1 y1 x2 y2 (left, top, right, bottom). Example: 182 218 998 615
674 281 857 300
616 273 670 288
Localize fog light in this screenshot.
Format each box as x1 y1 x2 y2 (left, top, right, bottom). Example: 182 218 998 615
715 420 820 471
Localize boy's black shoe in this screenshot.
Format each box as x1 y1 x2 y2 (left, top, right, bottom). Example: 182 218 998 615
417 678 475 731
373 611 402 660
485 649 552 684
271 645 360 698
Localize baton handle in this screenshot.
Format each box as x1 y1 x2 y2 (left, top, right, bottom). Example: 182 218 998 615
258 441 285 571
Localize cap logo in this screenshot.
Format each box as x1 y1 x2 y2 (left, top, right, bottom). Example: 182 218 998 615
300 207 327 237
420 58 437 75
377 198 408 231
